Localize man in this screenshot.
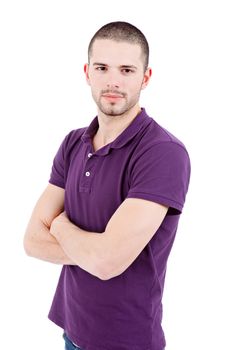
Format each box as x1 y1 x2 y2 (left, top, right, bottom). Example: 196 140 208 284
24 21 191 350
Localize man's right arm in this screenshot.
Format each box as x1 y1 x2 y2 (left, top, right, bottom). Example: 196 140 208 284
23 183 75 265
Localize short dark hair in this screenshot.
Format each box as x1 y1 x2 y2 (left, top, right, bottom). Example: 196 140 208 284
88 21 149 71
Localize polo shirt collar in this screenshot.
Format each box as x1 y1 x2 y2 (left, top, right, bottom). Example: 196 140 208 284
81 108 151 155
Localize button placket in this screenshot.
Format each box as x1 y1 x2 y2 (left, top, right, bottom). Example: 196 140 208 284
85 151 93 177
79 151 96 192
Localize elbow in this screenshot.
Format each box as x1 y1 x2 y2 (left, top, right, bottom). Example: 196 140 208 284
98 267 111 281
85 233 123 281
23 235 34 257
98 271 112 281
93 258 112 281
89 263 109 281
98 269 122 281
97 259 123 281
23 240 31 257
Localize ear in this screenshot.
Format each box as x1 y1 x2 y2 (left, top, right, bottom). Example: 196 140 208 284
84 63 90 85
141 67 152 90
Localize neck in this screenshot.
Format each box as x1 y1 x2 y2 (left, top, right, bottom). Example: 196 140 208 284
95 104 141 145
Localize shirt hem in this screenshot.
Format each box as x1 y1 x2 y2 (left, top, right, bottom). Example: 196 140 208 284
127 191 183 213
48 179 65 189
48 313 153 350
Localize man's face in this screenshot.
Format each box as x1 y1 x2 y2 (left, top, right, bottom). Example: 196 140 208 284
85 39 151 117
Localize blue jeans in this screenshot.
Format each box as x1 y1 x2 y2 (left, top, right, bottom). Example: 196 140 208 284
63 333 82 350
63 332 165 350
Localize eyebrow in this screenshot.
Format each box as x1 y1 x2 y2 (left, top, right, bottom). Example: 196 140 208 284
92 63 138 70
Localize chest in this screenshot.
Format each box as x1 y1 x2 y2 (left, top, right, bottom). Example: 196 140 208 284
64 143 134 230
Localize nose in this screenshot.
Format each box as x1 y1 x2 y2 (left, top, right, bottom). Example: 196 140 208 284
107 82 119 89
106 69 120 89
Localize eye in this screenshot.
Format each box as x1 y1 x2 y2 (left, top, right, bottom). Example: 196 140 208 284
122 68 134 74
96 66 107 71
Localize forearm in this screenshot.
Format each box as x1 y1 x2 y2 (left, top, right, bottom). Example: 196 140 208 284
51 219 106 278
24 226 76 265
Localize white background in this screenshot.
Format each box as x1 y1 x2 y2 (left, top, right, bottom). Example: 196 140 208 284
0 0 232 349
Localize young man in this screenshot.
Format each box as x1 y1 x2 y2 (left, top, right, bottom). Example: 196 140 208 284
24 21 191 350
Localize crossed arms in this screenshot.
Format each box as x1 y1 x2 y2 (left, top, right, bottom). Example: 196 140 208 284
24 183 168 280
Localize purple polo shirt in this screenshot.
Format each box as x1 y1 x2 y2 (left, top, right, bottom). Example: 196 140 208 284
48 108 191 350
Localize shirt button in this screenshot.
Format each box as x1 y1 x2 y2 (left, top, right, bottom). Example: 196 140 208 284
85 171 91 177
88 153 92 158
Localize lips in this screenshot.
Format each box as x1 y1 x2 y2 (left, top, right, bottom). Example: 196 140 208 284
102 94 123 98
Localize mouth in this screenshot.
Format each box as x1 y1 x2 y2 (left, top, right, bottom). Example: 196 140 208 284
102 94 124 102
102 94 124 98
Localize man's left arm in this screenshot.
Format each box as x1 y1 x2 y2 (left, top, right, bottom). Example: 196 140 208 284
50 198 168 280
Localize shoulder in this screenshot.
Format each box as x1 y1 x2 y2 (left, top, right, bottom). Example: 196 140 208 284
64 126 87 145
134 115 190 162
61 126 87 154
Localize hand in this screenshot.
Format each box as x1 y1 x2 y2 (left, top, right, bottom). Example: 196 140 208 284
50 211 70 238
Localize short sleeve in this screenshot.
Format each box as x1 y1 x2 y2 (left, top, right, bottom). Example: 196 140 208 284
48 132 72 189
127 142 191 215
